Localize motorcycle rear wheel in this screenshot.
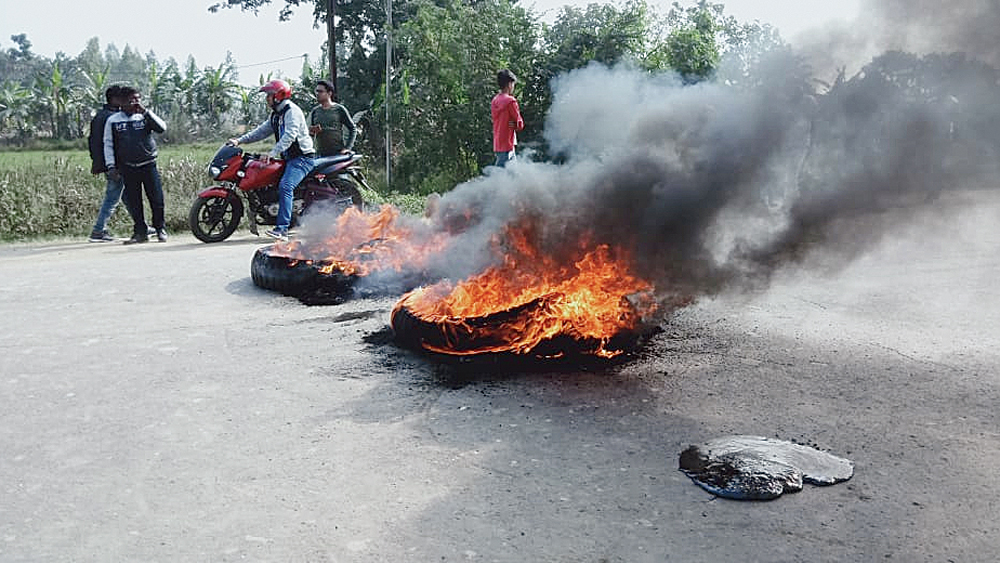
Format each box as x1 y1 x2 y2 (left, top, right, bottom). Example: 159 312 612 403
329 177 364 208
189 194 244 243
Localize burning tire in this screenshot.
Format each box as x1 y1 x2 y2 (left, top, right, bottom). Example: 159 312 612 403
390 293 646 359
250 245 358 305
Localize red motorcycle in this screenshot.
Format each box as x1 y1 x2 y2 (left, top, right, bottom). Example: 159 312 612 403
189 145 369 243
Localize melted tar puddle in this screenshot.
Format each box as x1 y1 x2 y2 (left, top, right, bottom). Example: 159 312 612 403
679 435 854 500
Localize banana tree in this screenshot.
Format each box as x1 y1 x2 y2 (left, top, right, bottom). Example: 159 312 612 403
33 62 68 138
80 67 112 109
0 81 35 143
146 60 166 114
32 60 84 139
197 57 241 129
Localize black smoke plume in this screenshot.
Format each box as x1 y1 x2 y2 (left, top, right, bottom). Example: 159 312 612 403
305 2 1000 312
423 54 999 310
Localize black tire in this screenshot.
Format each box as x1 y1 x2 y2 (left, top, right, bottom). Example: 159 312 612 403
189 194 244 243
250 245 358 305
390 295 644 358
330 176 364 208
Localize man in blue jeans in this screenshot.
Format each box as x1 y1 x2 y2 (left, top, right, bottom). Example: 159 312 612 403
103 86 168 245
87 85 134 242
228 79 315 241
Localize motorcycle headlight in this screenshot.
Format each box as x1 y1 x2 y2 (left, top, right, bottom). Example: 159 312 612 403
209 165 222 179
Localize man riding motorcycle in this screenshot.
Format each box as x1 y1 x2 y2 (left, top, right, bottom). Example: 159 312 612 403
228 79 314 241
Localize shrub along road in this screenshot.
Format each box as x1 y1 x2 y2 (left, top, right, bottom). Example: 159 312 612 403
2 200 1000 561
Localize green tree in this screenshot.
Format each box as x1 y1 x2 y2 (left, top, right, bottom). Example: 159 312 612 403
77 38 106 77
713 13 785 88
6 34 35 62
33 60 73 138
0 80 34 143
539 1 651 73
197 55 242 129
146 59 167 113
236 87 262 129
103 44 122 74
177 57 203 132
391 0 538 192
115 45 149 90
209 0 414 172
524 0 653 148
209 0 400 113
78 67 113 137
333 0 395 113
0 3 798 160
660 0 720 82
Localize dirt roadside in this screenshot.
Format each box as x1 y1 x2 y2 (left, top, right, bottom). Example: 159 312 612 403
2 201 1000 562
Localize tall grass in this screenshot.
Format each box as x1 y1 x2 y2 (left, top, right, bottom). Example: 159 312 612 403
0 143 428 241
0 144 218 241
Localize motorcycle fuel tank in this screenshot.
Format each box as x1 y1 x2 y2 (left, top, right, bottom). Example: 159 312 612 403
241 159 284 190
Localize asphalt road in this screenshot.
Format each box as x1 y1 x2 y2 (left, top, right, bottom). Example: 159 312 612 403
2 194 1000 562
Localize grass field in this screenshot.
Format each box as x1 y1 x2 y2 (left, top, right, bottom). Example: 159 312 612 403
0 143 422 241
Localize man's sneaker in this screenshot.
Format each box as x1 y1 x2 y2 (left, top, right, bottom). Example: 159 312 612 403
88 230 115 243
155 228 168 242
147 226 157 236
123 235 149 245
265 228 289 242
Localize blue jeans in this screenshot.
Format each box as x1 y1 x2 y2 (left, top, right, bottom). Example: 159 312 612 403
276 155 315 231
92 172 129 233
494 150 515 168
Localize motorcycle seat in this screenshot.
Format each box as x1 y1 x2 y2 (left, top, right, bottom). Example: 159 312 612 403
312 152 360 176
313 153 355 167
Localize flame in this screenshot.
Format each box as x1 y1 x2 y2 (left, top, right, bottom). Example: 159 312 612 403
269 204 662 358
393 226 658 358
273 205 445 276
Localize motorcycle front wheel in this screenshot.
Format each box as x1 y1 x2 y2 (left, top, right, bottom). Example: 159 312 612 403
189 193 245 243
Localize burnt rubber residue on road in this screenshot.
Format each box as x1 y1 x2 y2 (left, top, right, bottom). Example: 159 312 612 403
679 435 854 500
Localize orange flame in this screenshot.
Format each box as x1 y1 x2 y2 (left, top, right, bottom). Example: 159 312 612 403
273 205 445 276
393 226 658 358
271 204 662 358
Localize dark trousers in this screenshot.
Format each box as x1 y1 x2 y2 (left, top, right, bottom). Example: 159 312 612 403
123 162 165 237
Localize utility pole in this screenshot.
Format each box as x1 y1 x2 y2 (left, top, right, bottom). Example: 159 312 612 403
327 0 338 100
385 0 392 187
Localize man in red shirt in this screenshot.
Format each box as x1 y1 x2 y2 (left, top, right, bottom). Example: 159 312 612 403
491 69 525 167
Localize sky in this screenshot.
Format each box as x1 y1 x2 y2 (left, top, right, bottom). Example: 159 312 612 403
1 0 861 82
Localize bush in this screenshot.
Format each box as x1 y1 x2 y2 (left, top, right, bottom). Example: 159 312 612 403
0 143 434 241
0 145 217 241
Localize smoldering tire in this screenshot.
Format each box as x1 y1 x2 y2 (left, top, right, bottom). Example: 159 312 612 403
250 245 358 305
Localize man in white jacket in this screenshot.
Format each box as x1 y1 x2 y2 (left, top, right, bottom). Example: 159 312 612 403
228 79 315 241
103 86 168 244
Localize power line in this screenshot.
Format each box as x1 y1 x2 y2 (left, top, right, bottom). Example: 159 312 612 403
1 52 310 77
236 54 308 69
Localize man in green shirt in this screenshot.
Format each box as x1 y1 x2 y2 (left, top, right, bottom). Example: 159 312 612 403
308 80 357 157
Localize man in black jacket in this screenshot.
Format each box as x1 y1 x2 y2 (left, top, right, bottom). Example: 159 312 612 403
87 85 134 242
103 86 168 244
